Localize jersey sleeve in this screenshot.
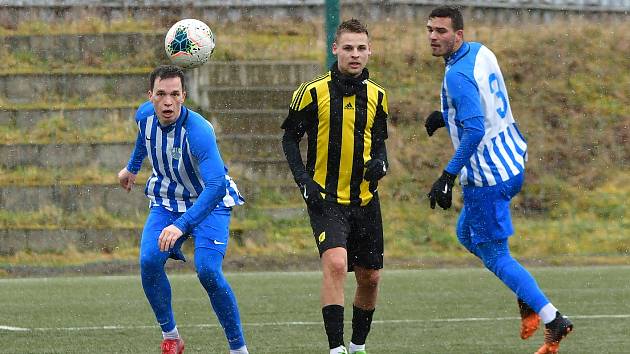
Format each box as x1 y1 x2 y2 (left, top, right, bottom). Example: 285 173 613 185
126 101 152 173
370 89 389 164
444 72 485 175
281 83 318 184
172 118 226 234
446 71 484 124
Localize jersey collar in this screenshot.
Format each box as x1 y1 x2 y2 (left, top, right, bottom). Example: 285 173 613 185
445 41 470 67
157 106 188 133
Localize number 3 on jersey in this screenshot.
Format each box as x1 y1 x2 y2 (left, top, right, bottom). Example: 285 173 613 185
489 73 508 119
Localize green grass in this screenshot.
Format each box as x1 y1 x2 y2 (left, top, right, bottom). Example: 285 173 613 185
1 267 629 353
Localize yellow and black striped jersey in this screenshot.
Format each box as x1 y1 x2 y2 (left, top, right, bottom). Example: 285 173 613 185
282 69 388 206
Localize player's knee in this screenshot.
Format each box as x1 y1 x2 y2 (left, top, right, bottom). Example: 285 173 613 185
197 264 223 290
139 252 163 273
358 270 380 289
324 255 347 278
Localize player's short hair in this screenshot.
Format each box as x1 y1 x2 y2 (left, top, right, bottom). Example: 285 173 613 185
335 18 369 42
149 65 186 92
429 6 464 31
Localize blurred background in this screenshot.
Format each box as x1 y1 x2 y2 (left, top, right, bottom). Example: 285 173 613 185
0 0 628 276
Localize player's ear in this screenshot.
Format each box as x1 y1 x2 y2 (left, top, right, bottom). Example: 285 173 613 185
455 29 464 41
332 42 338 56
147 90 153 100
182 90 186 102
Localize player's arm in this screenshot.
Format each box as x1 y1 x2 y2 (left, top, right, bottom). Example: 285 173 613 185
118 104 150 192
281 108 309 182
428 73 484 210
444 73 484 175
365 91 389 182
172 120 227 236
281 84 322 207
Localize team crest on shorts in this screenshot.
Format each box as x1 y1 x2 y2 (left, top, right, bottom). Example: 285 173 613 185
170 147 182 160
318 231 326 243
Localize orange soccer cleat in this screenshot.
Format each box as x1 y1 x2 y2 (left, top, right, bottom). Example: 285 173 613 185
518 298 541 339
534 312 573 354
161 338 185 354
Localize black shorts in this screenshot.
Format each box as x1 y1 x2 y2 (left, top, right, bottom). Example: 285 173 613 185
307 194 384 272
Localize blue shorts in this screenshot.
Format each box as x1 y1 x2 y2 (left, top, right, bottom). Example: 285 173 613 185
457 173 524 245
141 205 232 261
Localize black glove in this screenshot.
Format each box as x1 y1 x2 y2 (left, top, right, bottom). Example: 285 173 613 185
364 159 387 182
424 111 445 137
298 176 323 209
427 170 457 210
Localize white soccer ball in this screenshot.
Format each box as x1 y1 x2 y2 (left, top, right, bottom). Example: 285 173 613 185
164 19 215 69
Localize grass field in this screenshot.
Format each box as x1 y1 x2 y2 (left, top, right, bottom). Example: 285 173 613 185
1 266 629 353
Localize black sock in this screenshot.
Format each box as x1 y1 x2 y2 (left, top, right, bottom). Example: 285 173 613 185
351 304 375 345
322 304 344 349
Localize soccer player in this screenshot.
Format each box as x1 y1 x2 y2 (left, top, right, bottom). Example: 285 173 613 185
117 65 249 354
423 6 573 354
281 19 388 354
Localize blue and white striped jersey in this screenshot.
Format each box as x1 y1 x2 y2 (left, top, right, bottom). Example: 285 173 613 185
126 101 244 215
441 42 528 187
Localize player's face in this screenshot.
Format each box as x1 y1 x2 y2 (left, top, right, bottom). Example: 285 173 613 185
149 76 186 127
426 17 463 57
332 31 371 77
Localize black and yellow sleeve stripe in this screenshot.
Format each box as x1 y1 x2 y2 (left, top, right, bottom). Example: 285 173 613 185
290 72 330 111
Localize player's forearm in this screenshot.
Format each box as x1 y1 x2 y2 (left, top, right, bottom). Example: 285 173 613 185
126 133 147 173
282 130 309 184
371 139 388 167
445 120 484 175
173 175 226 234
371 112 389 166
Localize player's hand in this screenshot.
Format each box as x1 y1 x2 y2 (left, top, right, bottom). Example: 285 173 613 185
117 168 137 192
364 159 387 182
298 176 323 209
424 111 445 137
427 171 457 210
158 225 184 252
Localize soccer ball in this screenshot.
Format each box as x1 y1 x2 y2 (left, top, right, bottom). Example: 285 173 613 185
165 19 215 69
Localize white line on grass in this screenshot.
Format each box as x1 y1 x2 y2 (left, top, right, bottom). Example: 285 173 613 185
2 314 629 332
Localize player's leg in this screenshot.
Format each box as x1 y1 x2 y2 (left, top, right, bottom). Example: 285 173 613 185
457 196 539 339
192 207 248 354
470 174 572 351
349 267 378 354
456 203 482 259
477 239 573 352
347 195 384 354
139 206 185 353
308 202 351 353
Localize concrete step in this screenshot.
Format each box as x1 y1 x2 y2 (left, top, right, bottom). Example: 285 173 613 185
0 181 299 214
0 106 285 135
196 86 294 110
0 227 142 255
1 33 164 63
188 61 320 88
1 135 286 169
0 106 137 129
220 134 284 160
0 202 307 255
209 109 285 135
1 142 132 169
0 72 148 104
1 61 319 105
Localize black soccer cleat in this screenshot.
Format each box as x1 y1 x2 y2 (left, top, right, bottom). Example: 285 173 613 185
534 312 573 354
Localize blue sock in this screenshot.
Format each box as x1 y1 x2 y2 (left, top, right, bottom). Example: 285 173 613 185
195 248 246 350
477 239 550 312
140 243 175 332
